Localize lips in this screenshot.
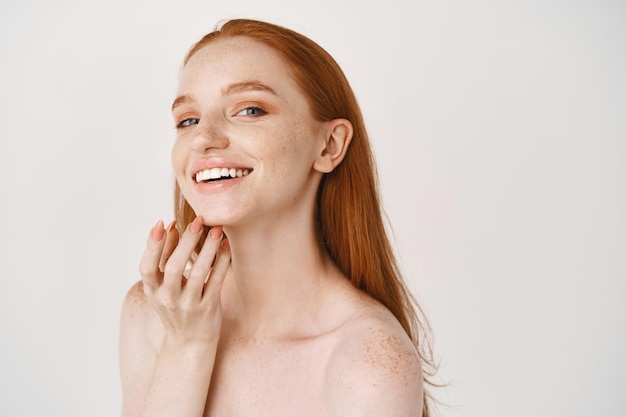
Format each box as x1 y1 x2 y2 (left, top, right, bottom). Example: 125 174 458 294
194 167 251 183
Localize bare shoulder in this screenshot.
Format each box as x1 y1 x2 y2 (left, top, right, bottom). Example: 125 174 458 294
120 280 154 334
326 299 424 417
120 279 163 361
119 280 162 417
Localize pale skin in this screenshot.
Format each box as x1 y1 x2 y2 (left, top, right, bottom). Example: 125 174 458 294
119 36 423 417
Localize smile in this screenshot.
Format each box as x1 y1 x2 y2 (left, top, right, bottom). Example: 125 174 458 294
194 167 251 183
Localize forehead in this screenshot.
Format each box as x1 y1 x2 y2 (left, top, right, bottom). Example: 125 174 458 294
178 36 297 96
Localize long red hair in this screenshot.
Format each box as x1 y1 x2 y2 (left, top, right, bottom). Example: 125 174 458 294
174 19 436 415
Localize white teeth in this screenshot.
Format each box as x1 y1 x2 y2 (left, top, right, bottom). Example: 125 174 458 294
194 167 251 182
210 167 221 179
195 170 212 182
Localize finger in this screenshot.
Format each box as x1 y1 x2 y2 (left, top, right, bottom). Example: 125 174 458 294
138 220 166 293
202 238 231 301
161 216 205 291
184 225 224 297
158 221 179 273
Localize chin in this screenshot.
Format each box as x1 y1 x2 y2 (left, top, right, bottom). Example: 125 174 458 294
190 204 243 227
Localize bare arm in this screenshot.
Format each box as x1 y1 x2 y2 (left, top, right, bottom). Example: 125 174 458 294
119 280 157 417
119 217 230 417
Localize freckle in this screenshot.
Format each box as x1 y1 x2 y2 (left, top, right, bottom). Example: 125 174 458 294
128 281 146 306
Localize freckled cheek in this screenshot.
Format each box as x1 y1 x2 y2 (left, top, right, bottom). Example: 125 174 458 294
264 141 311 181
257 118 318 179
264 150 289 179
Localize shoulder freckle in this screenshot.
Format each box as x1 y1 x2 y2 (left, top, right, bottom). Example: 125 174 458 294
125 280 147 307
327 313 424 414
333 316 422 386
362 325 421 383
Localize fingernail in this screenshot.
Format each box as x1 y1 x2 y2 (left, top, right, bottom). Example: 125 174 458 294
166 220 177 232
190 216 204 233
220 238 230 251
209 225 223 239
151 220 165 241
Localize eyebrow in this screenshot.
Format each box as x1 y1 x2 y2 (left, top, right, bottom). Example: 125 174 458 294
171 94 194 111
222 80 278 97
171 81 278 111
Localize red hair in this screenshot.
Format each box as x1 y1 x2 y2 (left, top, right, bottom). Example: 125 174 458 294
174 19 436 415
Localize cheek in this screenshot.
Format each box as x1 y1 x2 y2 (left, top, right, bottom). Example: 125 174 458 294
170 141 186 177
289 120 320 162
265 134 301 168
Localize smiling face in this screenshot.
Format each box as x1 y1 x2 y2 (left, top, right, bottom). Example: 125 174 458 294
171 36 329 227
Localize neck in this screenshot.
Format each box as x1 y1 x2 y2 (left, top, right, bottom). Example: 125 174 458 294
221 214 345 340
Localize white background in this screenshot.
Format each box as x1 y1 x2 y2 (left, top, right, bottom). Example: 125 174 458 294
1 0 624 416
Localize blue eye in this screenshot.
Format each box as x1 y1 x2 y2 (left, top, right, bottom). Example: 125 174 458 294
237 107 266 117
176 118 199 129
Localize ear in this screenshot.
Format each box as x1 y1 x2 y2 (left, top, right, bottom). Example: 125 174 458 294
313 118 353 173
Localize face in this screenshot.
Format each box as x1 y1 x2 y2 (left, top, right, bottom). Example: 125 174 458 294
171 36 328 227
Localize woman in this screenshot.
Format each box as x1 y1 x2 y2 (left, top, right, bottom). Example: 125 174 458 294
119 18 436 417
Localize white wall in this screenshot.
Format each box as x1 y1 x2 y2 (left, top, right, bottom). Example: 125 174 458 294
1 1 624 416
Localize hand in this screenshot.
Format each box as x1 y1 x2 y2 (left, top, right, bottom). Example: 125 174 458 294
139 216 231 349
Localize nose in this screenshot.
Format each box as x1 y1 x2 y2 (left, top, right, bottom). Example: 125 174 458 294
190 119 229 153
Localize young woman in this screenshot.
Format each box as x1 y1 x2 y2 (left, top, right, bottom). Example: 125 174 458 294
119 18 436 417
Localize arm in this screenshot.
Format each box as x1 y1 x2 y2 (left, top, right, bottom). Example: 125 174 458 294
120 217 230 417
119 281 158 417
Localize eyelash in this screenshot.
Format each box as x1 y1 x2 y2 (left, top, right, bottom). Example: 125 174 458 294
175 106 267 129
175 118 199 129
236 106 267 117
